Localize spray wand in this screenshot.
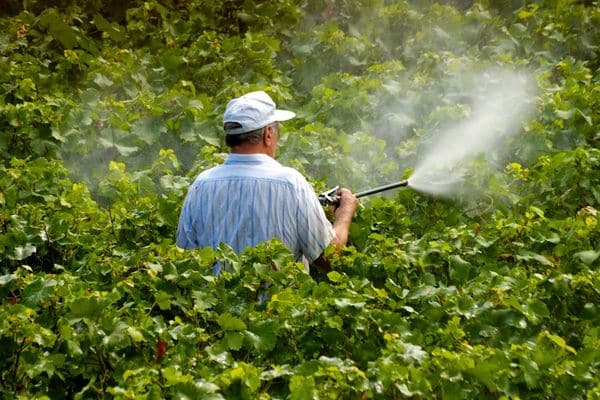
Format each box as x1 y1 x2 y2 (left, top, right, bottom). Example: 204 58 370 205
318 179 409 206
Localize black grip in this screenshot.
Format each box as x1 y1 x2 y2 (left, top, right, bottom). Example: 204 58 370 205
318 194 340 206
318 185 340 206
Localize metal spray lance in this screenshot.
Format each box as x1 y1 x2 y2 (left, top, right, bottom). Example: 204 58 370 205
318 179 410 206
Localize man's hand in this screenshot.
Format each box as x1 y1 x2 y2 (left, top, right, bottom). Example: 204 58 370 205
331 188 358 248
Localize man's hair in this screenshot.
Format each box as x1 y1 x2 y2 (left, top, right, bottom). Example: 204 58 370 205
224 122 264 147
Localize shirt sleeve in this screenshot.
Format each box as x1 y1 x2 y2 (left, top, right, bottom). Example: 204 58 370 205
176 189 197 249
294 179 335 263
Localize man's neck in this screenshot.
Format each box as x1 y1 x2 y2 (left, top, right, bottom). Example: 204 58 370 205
230 145 274 158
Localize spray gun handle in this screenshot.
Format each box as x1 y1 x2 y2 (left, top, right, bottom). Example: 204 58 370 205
318 186 340 206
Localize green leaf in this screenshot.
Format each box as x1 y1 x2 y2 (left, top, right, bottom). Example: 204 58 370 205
217 313 247 331
555 109 574 120
30 325 57 347
0 274 17 286
576 108 593 126
520 357 540 388
38 9 78 48
131 116 167 145
93 13 127 42
327 270 343 282
517 251 554 266
26 353 65 379
246 320 279 352
223 331 244 350
22 276 57 307
93 74 113 88
540 331 576 354
68 297 108 319
334 298 366 309
289 375 316 400
467 352 510 392
474 235 496 248
401 342 428 364
98 136 139 156
155 290 172 310
448 255 471 284
574 250 599 265
162 366 192 386
127 326 145 343
102 321 130 349
192 290 218 311
523 298 550 324
173 381 224 399
12 244 36 260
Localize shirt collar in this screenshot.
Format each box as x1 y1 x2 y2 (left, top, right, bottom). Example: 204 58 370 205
224 153 282 167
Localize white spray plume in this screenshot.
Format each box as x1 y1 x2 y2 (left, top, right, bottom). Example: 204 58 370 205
408 69 537 196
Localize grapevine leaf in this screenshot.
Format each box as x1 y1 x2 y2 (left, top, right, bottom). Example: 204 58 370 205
0 274 17 286
22 276 57 307
93 13 127 42
327 270 343 282
155 291 172 310
555 109 574 120
290 375 316 400
98 137 139 156
449 255 471 284
131 116 167 145
540 331 576 354
223 331 244 350
12 244 36 260
68 297 109 319
574 250 599 265
26 353 65 379
38 9 78 48
192 290 218 311
217 313 247 331
102 321 130 349
246 320 279 352
334 298 366 309
516 251 554 266
93 74 113 88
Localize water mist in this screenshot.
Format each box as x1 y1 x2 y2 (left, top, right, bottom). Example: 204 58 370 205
407 69 537 197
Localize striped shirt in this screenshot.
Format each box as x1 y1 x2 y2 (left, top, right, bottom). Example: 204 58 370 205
176 153 335 272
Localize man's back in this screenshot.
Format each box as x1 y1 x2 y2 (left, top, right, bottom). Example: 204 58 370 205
176 153 335 269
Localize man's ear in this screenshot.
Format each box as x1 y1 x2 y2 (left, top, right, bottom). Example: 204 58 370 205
263 125 274 146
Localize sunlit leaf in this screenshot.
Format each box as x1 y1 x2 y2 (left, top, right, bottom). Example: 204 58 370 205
22 276 57 307
217 313 247 331
574 250 599 265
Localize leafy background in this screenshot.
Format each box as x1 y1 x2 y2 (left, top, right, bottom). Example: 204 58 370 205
1 0 599 398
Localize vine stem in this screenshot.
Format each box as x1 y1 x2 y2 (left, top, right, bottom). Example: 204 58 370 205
107 206 118 242
92 345 112 397
12 337 26 389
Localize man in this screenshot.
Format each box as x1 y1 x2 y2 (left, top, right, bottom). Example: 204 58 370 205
176 90 357 272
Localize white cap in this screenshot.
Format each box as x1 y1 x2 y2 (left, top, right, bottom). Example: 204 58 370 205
223 91 296 135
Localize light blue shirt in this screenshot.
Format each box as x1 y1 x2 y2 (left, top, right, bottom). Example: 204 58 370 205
176 154 335 271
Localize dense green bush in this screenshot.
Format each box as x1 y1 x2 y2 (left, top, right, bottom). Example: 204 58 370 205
1 0 599 398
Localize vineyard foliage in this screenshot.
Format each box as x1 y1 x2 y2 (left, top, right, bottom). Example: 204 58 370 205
1 0 599 398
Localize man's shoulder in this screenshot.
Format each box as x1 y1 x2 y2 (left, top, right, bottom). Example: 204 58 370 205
191 164 300 184
192 165 222 181
190 158 312 193
274 164 306 182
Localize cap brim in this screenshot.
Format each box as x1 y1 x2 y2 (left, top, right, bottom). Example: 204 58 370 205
274 110 296 122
